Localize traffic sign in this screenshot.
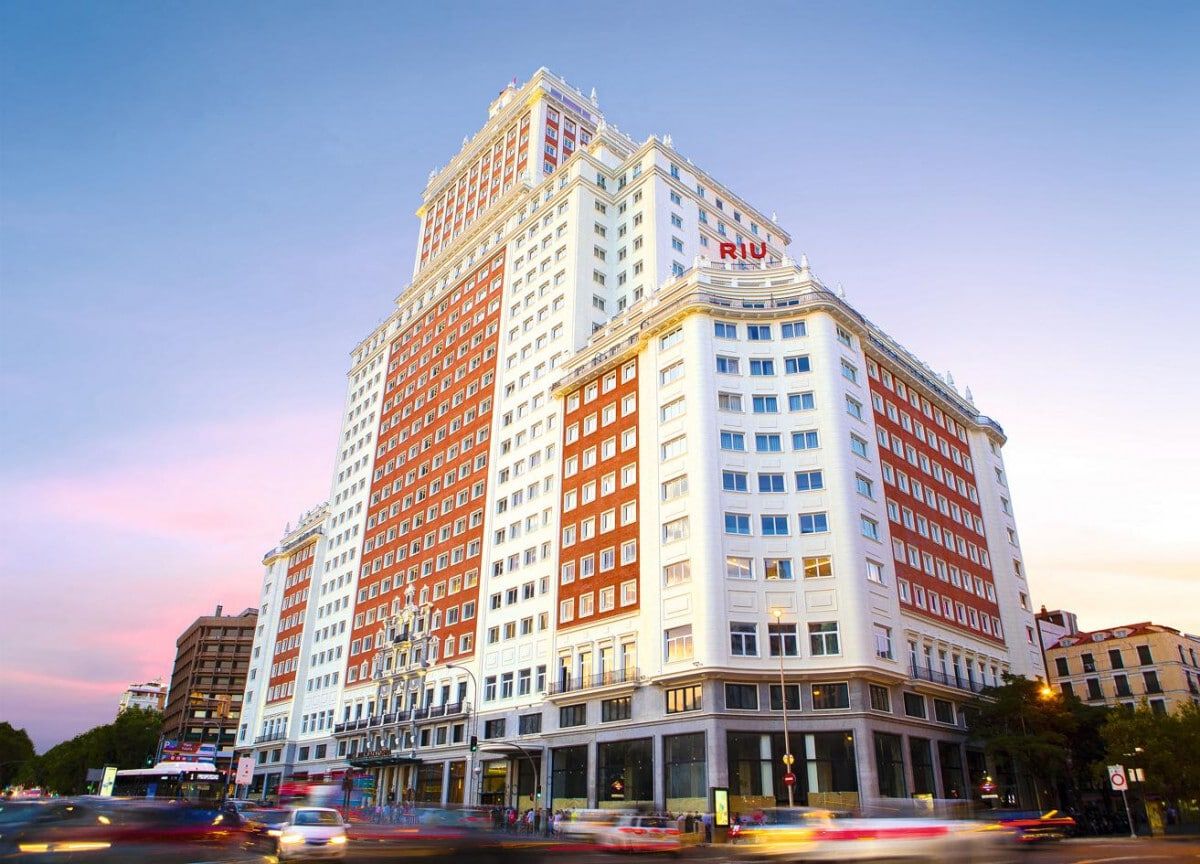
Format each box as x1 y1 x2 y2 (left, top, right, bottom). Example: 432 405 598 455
782 754 795 766
782 772 796 787
235 756 255 786
1108 764 1128 791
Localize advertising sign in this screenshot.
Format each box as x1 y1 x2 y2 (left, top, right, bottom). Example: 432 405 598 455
235 756 255 786
162 740 218 762
99 765 118 797
712 787 729 827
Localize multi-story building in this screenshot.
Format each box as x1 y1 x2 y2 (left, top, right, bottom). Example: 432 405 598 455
162 605 257 772
239 67 1045 812
117 680 167 716
1040 612 1200 714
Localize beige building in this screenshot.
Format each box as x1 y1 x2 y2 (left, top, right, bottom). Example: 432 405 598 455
1040 612 1200 713
117 679 167 715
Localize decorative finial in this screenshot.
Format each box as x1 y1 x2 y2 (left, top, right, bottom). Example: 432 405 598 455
663 133 673 148
964 386 975 404
799 253 810 274
771 211 778 223
945 371 956 389
837 282 846 299
590 87 598 106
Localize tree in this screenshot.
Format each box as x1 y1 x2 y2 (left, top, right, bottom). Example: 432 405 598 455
0 722 36 788
16 707 163 795
967 675 1102 808
1102 701 1200 806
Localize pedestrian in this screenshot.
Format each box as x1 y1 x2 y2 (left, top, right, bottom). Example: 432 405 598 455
534 808 542 834
702 811 713 844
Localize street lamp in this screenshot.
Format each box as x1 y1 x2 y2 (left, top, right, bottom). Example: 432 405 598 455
771 608 796 807
445 662 480 805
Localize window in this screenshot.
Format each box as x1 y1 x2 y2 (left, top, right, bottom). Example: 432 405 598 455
792 430 819 450
725 556 753 580
724 512 751 535
799 512 829 534
933 699 955 724
795 469 824 491
869 684 891 712
722 471 749 492
784 355 810 374
803 555 833 578
720 430 746 451
601 697 631 722
874 624 894 659
761 515 789 536
1109 649 1125 669
903 692 927 718
730 623 758 656
484 718 507 739
519 713 542 735
714 321 737 339
866 559 886 584
855 475 874 498
661 398 686 422
664 560 691 586
788 391 815 411
662 474 689 500
768 623 798 657
663 517 689 542
718 392 743 412
768 684 801 710
661 435 687 460
860 516 880 540
725 683 758 710
811 682 850 710
665 625 694 661
846 397 864 420
664 684 703 715
809 621 840 655
749 359 775 376
747 324 772 341
1137 645 1154 665
781 320 806 338
840 361 858 383
764 558 793 580
1054 657 1070 676
850 435 870 458
716 355 740 374
755 433 782 452
559 704 586 728
1143 671 1162 693
758 473 786 493
752 395 779 414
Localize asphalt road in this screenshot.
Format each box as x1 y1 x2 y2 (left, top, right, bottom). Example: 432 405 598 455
339 836 1200 864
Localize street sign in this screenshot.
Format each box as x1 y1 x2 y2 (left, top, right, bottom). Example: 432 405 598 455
235 756 255 786
783 772 797 787
782 754 795 766
1108 764 1128 791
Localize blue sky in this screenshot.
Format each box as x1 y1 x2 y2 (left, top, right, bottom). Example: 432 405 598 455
2 1 1198 749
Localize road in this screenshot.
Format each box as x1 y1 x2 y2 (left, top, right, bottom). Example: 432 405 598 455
341 836 1200 864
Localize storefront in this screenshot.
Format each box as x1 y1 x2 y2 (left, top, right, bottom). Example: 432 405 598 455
728 730 859 812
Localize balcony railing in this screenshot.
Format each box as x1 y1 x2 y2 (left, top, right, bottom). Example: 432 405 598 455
910 662 986 694
548 667 638 696
254 731 287 745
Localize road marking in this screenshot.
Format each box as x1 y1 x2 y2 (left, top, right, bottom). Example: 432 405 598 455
1073 857 1180 863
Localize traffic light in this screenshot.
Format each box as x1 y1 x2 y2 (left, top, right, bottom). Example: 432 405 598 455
469 735 478 752
145 755 154 767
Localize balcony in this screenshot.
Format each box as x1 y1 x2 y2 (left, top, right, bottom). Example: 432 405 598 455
548 667 639 696
254 731 287 745
909 663 986 694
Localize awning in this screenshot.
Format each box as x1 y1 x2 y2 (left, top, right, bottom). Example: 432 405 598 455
478 744 544 759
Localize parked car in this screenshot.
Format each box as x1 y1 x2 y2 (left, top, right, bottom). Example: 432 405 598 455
596 815 682 853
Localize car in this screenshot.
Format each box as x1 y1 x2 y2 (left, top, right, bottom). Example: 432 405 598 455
596 815 682 853
557 808 622 841
737 807 1011 863
987 809 1076 842
271 807 348 860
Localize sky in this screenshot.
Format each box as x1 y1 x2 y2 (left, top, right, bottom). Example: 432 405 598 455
1 1 1197 751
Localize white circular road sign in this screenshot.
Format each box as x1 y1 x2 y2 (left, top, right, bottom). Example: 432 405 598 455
1108 764 1128 791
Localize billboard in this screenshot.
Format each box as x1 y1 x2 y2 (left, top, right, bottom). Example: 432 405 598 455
161 740 218 762
99 765 118 797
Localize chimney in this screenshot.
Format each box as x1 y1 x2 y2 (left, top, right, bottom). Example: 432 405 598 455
215 604 223 617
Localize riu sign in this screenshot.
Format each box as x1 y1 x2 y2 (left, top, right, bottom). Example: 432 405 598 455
719 241 767 260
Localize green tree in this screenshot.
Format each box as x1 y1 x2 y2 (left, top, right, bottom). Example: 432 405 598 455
1101 701 1200 806
967 675 1100 808
0 722 36 788
16 708 163 795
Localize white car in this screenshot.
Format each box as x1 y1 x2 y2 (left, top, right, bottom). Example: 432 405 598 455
271 807 348 860
597 815 682 853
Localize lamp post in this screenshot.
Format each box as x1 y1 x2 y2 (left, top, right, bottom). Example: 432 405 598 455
445 662 480 805
771 609 796 807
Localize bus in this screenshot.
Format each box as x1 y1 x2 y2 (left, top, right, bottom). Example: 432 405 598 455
112 762 226 804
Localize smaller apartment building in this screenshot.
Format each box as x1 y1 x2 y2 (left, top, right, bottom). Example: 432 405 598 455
1041 614 1200 713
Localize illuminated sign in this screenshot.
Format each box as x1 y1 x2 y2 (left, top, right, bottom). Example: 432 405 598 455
712 787 729 827
719 242 767 261
99 766 118 797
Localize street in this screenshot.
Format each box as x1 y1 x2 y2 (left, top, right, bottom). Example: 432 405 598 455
337 836 1200 864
